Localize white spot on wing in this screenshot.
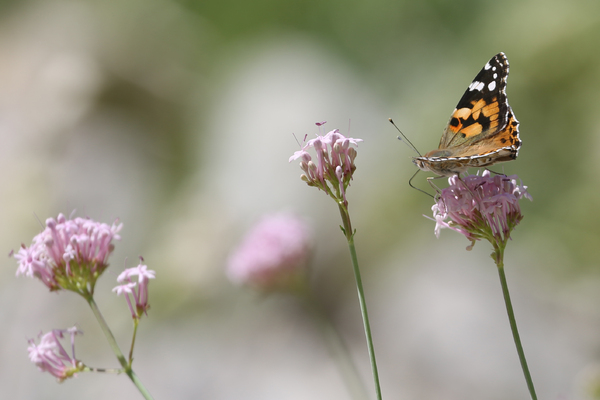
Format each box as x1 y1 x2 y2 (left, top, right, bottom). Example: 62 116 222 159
469 81 485 91
488 81 496 91
484 62 492 70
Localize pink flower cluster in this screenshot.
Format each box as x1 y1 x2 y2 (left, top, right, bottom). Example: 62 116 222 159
14 213 122 292
27 327 83 382
431 171 532 249
113 260 156 318
227 213 311 292
289 122 362 204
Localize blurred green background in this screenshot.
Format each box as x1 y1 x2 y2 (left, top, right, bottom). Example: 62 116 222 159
1 0 600 399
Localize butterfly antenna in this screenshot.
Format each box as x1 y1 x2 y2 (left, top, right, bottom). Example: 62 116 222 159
389 118 422 157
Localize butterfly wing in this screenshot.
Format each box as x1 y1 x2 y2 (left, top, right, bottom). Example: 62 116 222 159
449 108 520 160
438 52 512 150
413 52 521 177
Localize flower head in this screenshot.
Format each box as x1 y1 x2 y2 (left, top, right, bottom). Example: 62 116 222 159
113 258 155 319
27 327 84 382
431 171 532 251
227 213 311 293
14 213 122 294
289 122 362 205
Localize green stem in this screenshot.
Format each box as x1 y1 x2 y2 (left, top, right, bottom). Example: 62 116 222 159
86 296 154 400
338 204 383 400
83 366 123 374
304 290 370 400
495 250 537 400
129 318 140 364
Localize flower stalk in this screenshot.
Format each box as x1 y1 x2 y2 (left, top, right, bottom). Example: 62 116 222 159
85 293 154 399
495 250 537 400
290 122 382 399
429 171 536 399
340 205 382 400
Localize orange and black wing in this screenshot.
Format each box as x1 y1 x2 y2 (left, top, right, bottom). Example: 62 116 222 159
439 52 513 149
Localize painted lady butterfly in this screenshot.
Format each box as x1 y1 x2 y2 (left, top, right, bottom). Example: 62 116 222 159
413 52 521 177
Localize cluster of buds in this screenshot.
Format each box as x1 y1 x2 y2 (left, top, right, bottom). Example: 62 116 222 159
14 213 122 295
431 170 532 250
27 327 84 382
289 122 362 205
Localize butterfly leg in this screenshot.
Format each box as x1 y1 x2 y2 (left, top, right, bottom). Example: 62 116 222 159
425 175 447 198
408 169 435 198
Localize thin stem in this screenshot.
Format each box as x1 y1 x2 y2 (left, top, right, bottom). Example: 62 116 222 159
82 366 123 374
495 251 537 400
85 296 154 400
304 290 370 400
338 204 383 400
85 295 128 368
129 318 140 364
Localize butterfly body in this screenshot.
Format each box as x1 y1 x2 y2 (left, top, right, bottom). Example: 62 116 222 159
413 52 521 177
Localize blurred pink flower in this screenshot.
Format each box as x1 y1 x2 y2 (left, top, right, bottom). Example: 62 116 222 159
113 259 155 318
431 170 532 250
227 213 311 292
14 213 122 294
289 122 362 205
27 327 83 382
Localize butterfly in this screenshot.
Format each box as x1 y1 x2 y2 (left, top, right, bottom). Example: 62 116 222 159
413 52 521 177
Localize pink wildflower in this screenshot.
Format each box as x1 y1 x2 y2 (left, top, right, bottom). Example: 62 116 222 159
431 170 532 250
113 259 155 318
227 213 311 292
289 122 362 205
14 213 122 294
27 327 84 382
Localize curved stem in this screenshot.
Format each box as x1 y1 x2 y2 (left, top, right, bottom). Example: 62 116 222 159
338 204 383 400
85 296 154 400
495 250 537 400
